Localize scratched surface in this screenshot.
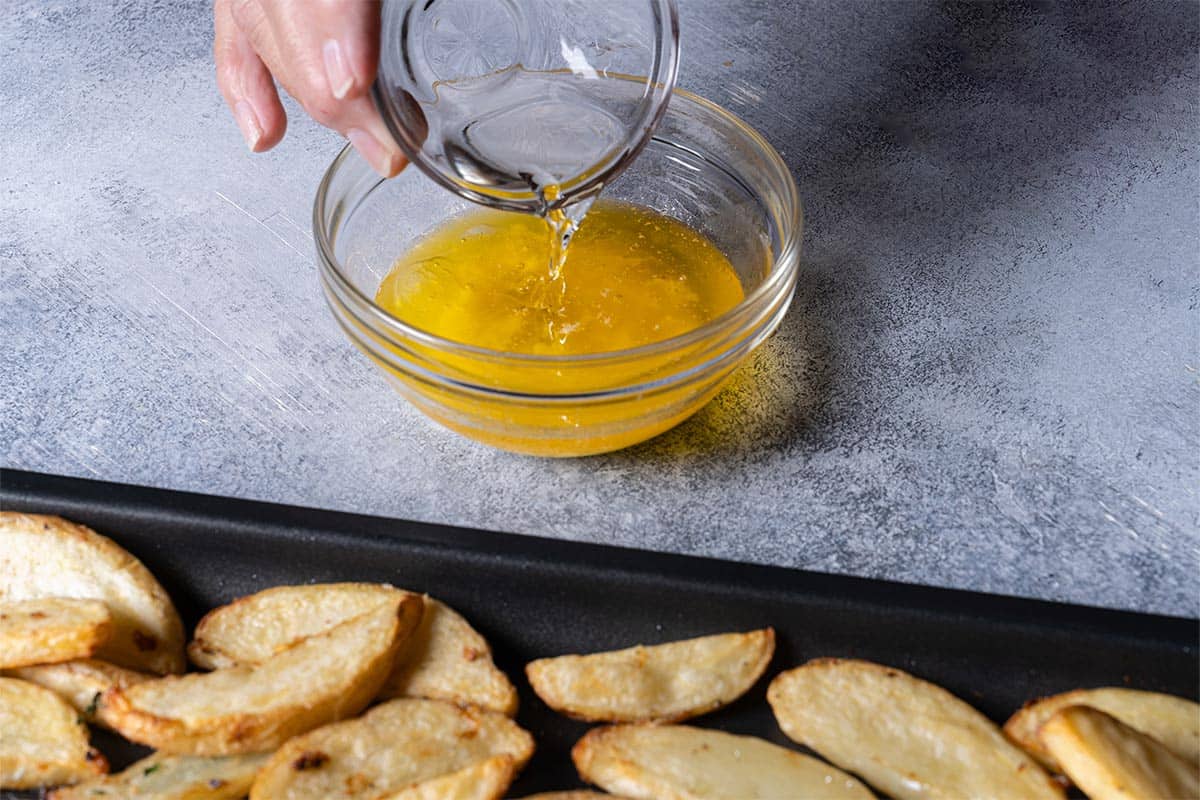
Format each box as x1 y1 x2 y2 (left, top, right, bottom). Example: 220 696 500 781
1 1 1197 616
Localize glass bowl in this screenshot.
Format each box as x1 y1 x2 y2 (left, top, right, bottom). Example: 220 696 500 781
315 85 802 457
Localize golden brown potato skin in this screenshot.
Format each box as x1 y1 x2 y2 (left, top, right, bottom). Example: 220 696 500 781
1038 705 1200 800
1005 687 1200 772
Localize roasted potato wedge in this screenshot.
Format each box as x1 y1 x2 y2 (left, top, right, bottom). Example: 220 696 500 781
105 593 422 755
527 628 773 723
0 677 108 789
187 584 516 715
1005 687 1200 771
377 755 517 800
519 794 627 799
379 596 518 715
767 658 1062 800
49 752 269 799
573 724 874 799
1039 705 1200 800
7 658 152 729
0 598 113 669
188 582 409 669
0 512 185 674
249 697 534 799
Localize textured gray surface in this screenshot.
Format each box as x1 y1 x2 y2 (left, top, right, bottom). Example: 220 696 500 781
2 1 1197 616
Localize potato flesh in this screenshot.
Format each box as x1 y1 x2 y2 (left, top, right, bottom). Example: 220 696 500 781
0 677 107 789
249 698 533 799
0 598 113 669
526 629 774 723
573 724 875 799
376 755 517 800
188 585 517 716
188 583 404 669
768 659 1062 800
49 752 269 799
106 596 418 754
8 658 151 729
375 597 518 715
1039 705 1200 800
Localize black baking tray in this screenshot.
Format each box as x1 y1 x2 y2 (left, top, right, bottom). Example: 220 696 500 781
2 468 1196 797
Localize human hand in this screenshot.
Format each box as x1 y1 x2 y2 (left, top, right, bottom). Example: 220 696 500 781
213 0 406 177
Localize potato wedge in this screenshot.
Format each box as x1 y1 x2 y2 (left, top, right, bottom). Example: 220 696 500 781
527 628 773 723
1005 687 1200 771
0 677 108 789
8 658 152 729
572 724 874 799
378 597 518 715
187 585 516 715
188 582 407 669
105 593 422 755
519 794 628 799
249 697 533 799
767 658 1062 800
1038 705 1200 800
0 598 113 669
377 755 516 800
49 752 269 799
0 512 185 674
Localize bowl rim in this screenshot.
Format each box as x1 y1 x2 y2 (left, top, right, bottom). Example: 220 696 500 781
313 85 802 367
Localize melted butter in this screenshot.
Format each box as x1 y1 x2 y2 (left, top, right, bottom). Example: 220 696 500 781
375 200 744 356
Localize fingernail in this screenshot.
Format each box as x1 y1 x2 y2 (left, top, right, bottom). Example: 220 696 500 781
234 100 262 151
348 128 400 177
323 39 354 100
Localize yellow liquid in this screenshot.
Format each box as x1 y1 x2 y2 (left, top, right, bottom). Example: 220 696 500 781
376 201 744 355
372 201 749 455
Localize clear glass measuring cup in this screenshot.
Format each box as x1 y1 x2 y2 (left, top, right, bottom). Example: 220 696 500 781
373 0 680 214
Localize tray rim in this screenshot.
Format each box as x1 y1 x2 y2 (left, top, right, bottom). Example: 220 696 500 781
2 467 1196 648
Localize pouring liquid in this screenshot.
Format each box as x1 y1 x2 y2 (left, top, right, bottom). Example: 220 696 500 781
428 69 635 200
426 67 629 288
379 68 742 368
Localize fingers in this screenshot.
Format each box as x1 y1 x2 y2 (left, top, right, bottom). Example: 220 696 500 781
214 0 286 152
229 0 404 177
317 2 380 102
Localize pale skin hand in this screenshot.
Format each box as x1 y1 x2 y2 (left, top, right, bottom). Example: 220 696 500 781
213 0 406 177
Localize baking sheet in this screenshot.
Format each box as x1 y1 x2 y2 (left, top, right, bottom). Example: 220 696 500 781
2 468 1196 796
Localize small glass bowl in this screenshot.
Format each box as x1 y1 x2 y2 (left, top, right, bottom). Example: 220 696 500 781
315 86 802 457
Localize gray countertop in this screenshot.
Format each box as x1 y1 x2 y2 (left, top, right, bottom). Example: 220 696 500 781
3 1 1197 616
